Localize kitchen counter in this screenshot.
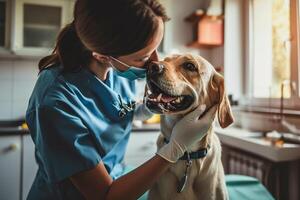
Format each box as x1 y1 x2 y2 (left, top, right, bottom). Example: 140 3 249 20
0 120 160 136
215 126 300 162
0 119 29 136
0 126 29 136
132 122 160 132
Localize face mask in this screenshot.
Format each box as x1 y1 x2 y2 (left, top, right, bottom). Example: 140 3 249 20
109 56 147 81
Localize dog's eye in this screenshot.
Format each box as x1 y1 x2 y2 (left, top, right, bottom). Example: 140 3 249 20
183 62 197 72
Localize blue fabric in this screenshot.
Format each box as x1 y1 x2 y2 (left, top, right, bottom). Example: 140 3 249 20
26 65 137 199
226 175 275 200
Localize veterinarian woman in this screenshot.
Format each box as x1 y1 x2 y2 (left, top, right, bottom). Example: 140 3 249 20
25 0 218 199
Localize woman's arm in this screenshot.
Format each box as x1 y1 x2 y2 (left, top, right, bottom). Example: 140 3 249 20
70 155 171 200
70 104 217 200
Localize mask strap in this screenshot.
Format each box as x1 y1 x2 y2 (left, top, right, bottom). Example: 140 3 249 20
109 56 130 69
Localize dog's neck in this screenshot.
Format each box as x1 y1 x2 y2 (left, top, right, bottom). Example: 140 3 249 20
160 113 211 152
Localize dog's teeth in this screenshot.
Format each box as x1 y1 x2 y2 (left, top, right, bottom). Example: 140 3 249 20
147 90 151 95
158 103 165 110
175 98 181 103
157 93 162 101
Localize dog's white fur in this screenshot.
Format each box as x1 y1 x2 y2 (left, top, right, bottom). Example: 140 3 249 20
146 54 234 200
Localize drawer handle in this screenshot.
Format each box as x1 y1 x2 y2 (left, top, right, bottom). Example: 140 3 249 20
0 144 19 154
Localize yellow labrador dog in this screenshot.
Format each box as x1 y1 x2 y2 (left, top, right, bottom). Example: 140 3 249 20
144 54 234 200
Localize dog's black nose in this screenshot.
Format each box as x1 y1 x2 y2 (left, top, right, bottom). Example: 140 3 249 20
148 62 164 75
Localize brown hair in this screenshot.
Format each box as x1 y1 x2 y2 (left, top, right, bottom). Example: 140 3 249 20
39 0 169 72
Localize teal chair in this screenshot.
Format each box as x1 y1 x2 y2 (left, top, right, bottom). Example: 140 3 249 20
124 166 274 200
226 175 275 200
138 191 149 200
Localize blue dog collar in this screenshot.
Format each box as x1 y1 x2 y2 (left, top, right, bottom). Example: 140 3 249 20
163 137 210 160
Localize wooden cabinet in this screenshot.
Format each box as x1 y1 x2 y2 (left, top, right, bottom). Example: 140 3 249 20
0 0 7 47
12 0 74 56
0 129 159 198
0 0 11 52
217 127 300 200
185 0 225 49
185 11 224 49
221 145 300 200
22 134 38 200
0 130 38 200
0 0 74 57
0 135 21 200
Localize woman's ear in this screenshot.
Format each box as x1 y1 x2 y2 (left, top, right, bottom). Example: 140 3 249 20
92 52 110 63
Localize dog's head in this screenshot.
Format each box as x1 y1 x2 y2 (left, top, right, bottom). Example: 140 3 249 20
145 53 234 128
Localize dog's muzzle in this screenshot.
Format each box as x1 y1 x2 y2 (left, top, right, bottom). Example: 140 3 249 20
144 62 195 114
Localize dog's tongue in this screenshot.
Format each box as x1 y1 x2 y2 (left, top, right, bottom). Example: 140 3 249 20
161 94 177 103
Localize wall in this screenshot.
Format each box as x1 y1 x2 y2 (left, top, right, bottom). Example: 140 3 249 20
0 59 39 120
160 0 211 59
223 0 245 100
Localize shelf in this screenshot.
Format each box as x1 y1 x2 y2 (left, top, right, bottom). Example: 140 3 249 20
184 9 205 22
24 23 60 31
187 41 223 49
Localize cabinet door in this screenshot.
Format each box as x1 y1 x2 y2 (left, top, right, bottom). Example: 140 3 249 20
12 0 75 55
22 135 38 200
0 0 6 47
0 135 21 200
124 131 160 167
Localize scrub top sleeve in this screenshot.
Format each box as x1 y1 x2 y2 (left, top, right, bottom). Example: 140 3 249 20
37 105 102 183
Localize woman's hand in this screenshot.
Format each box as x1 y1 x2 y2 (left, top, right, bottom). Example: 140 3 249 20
157 104 218 163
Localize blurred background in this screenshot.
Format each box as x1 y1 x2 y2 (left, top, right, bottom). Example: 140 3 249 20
0 0 299 199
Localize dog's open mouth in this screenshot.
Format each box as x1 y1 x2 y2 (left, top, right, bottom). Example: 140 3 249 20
145 80 194 114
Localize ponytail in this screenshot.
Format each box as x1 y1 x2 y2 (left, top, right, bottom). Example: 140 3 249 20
38 22 92 73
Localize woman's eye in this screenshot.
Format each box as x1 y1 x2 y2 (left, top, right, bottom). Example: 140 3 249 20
183 62 197 71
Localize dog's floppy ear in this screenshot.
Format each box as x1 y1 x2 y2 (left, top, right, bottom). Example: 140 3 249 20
208 72 234 128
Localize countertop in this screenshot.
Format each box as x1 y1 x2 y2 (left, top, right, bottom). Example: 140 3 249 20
0 120 159 136
0 126 29 136
132 122 160 132
215 126 300 162
0 119 29 136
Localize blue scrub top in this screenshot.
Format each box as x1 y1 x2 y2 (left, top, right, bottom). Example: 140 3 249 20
25 64 137 199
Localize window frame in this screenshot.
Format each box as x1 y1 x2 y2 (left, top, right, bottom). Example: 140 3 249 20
243 0 300 112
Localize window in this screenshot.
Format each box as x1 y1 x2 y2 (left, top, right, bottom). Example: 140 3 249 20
0 0 6 46
246 0 300 109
